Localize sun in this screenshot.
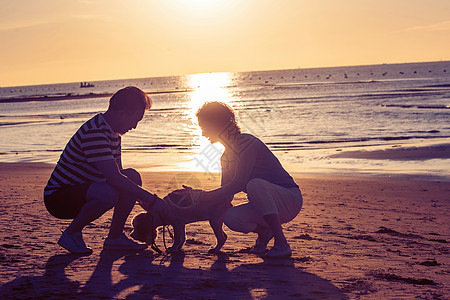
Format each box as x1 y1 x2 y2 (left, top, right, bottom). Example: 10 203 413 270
185 0 222 9
169 0 226 15
189 0 216 5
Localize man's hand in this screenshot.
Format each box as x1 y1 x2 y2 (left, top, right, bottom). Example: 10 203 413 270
150 197 166 213
138 195 166 213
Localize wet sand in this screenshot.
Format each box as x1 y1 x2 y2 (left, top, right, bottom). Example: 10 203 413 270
330 143 450 161
0 162 449 299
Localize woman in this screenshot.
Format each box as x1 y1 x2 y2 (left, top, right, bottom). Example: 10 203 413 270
196 102 302 258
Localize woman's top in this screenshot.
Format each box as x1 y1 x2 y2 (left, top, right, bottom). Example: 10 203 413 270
218 133 299 196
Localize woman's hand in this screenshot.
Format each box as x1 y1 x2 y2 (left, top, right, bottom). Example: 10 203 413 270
182 184 193 190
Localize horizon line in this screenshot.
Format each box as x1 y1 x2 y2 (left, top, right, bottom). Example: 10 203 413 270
2 59 449 89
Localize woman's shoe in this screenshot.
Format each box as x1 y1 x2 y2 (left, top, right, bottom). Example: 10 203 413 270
265 243 292 258
249 229 273 254
249 243 267 254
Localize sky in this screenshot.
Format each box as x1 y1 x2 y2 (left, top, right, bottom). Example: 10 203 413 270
1 0 450 87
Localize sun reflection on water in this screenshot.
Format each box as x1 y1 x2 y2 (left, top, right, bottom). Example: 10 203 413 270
187 72 233 116
182 72 235 172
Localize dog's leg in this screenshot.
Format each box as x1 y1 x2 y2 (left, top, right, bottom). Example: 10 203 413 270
144 214 157 246
208 214 227 254
169 222 186 252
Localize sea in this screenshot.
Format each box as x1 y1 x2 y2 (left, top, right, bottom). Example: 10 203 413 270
1 61 450 179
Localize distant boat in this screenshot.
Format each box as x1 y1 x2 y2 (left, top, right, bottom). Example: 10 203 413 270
80 82 95 88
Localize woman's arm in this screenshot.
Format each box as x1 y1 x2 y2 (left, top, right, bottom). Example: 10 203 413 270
220 152 233 187
202 136 259 201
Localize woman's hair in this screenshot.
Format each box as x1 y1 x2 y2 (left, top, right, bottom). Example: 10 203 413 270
196 101 241 134
109 86 152 112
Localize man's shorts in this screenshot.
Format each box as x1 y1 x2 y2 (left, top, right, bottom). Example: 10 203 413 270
44 184 91 219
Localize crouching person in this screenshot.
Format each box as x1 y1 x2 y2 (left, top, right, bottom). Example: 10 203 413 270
43 86 165 255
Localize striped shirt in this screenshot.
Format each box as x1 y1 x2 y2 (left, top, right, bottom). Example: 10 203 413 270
44 113 121 195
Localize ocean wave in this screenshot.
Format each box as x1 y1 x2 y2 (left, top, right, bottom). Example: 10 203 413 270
238 88 450 106
406 130 441 134
270 80 381 88
380 104 450 109
422 84 450 88
0 89 191 103
0 149 63 154
0 107 181 126
0 121 47 127
360 91 448 100
305 135 449 144
124 144 191 151
266 134 450 150
242 77 446 91
0 111 98 119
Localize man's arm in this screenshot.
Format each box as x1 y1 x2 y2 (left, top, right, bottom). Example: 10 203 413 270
115 156 123 170
93 159 161 209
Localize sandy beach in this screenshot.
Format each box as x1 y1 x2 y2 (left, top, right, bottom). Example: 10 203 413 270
2 0 449 298
0 161 448 299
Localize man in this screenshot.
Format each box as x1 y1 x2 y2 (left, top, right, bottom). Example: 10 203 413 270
44 86 164 254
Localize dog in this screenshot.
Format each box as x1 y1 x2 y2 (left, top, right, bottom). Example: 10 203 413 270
131 186 232 253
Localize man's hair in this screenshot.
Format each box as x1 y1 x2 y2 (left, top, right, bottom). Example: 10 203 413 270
108 86 152 112
196 101 241 134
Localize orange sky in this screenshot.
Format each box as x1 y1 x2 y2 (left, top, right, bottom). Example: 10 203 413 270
1 0 450 87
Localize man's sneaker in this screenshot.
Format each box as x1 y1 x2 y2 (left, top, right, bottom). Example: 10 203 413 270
103 233 148 251
58 231 93 255
265 243 292 259
250 229 273 254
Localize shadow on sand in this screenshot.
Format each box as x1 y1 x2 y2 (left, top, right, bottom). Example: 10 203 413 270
0 253 83 299
1 250 348 299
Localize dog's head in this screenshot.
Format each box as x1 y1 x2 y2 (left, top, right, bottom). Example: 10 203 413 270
130 212 159 245
131 187 204 246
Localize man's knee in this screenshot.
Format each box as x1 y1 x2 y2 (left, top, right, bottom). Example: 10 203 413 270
87 182 119 209
121 168 142 186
